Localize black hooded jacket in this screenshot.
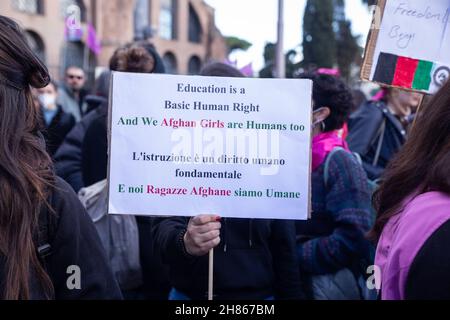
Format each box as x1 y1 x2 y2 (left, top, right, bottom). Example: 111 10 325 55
39 105 76 157
152 217 305 300
347 101 407 180
54 96 108 192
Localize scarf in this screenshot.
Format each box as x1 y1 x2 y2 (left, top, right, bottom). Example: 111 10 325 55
312 131 350 171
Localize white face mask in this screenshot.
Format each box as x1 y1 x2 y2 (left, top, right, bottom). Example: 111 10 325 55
312 107 326 128
38 94 56 110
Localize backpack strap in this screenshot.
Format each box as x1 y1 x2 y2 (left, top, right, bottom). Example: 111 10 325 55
372 118 387 167
37 192 58 264
353 102 385 164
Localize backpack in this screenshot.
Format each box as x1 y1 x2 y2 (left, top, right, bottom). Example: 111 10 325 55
78 179 142 291
310 147 378 300
325 147 379 226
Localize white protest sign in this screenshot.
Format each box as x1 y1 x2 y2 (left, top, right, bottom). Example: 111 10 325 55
362 0 450 93
107 73 312 220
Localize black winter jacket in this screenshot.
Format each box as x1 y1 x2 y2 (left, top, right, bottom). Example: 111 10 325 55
82 105 108 187
347 101 407 180
54 96 108 192
0 177 122 300
40 106 76 157
152 217 305 300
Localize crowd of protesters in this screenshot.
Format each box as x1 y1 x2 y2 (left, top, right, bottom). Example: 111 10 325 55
0 14 449 301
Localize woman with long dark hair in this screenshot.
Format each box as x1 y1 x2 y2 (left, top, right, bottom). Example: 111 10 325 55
0 15 121 300
373 81 450 300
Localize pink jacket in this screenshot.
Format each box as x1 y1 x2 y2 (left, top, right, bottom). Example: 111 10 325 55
375 192 450 300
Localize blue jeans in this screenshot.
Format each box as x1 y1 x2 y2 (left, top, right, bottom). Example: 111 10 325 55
169 289 191 300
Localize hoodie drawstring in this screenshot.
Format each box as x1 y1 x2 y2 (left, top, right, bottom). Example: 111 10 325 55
223 218 228 252
223 219 254 252
249 220 253 248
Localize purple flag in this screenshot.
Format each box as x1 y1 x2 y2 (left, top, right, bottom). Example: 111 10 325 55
317 68 340 76
65 18 83 41
87 23 101 55
240 63 254 77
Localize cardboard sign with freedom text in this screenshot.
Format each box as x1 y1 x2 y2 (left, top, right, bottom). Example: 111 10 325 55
362 0 450 94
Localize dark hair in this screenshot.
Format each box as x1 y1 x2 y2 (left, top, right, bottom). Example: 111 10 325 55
113 45 155 73
109 41 165 74
65 65 84 75
200 62 245 78
133 41 166 74
109 46 125 71
93 70 111 98
298 73 354 131
370 80 450 240
0 15 55 299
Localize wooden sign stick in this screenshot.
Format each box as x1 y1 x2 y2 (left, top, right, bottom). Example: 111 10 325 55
208 248 214 301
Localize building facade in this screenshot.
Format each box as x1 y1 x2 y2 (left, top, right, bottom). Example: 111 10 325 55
0 0 227 81
132 0 228 74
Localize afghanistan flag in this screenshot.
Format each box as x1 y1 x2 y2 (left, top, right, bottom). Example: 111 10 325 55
372 52 449 92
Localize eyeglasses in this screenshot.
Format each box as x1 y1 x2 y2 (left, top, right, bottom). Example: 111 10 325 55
67 75 84 80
